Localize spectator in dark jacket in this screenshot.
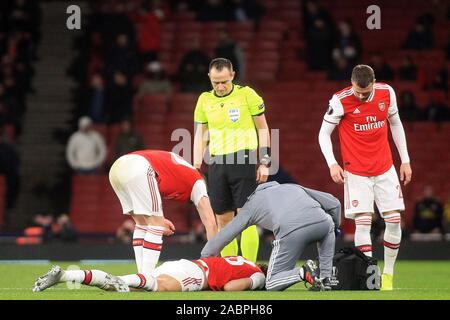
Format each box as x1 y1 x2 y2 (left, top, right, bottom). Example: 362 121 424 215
403 21 434 50
88 73 106 123
398 91 420 121
370 52 394 81
113 119 146 161
332 20 362 68
105 33 139 79
303 0 334 71
398 56 418 81
230 0 263 25
197 0 232 22
327 56 352 81
176 37 211 93
414 185 444 234
214 29 245 82
425 94 449 122
105 71 134 124
0 127 20 209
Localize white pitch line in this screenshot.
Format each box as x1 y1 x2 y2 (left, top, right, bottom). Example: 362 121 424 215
1 288 71 291
395 288 450 291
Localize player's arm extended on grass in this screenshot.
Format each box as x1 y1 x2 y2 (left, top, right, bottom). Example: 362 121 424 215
201 210 252 257
223 272 266 291
193 122 209 169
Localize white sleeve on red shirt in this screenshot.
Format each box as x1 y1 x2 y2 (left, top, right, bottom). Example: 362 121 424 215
388 112 411 164
387 85 410 164
323 95 345 125
318 120 338 168
387 85 399 117
190 179 208 206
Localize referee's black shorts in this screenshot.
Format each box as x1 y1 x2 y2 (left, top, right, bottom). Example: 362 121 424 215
208 150 257 214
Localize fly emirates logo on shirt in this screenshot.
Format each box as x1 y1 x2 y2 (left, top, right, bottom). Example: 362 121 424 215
354 115 385 132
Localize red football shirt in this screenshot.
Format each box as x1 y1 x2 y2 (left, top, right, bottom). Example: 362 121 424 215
197 256 264 291
323 83 399 176
131 150 202 202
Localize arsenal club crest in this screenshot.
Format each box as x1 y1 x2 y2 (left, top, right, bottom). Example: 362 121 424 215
352 200 359 207
378 101 385 111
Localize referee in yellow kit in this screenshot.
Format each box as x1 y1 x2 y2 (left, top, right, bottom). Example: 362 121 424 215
193 58 271 262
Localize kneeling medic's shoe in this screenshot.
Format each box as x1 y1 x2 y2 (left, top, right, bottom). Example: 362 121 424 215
301 260 324 291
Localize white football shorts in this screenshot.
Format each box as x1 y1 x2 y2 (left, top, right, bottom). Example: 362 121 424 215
109 154 163 216
344 165 405 219
152 259 206 292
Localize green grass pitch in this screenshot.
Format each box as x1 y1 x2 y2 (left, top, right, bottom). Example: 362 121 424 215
1 261 449 300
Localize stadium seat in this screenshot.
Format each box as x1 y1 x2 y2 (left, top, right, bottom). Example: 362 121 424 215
170 93 198 114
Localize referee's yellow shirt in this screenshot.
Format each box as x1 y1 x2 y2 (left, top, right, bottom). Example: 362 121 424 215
194 84 265 156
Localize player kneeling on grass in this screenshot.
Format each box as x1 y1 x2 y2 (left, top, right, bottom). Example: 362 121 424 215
201 181 341 291
32 256 266 292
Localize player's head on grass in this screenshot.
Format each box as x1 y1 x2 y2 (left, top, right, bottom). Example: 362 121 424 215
351 64 376 102
208 58 235 97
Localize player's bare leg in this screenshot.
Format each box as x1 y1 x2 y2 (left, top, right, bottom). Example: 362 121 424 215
381 210 402 290
216 211 238 257
354 213 373 257
155 274 183 291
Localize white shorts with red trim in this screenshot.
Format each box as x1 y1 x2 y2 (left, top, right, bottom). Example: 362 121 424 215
152 259 206 292
109 154 163 216
344 165 405 219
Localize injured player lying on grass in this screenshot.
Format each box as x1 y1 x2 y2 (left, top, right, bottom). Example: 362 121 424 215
32 256 268 292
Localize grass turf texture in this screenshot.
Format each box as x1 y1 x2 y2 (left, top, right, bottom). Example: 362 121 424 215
0 261 449 300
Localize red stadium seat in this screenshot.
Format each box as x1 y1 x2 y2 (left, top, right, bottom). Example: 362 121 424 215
170 93 198 114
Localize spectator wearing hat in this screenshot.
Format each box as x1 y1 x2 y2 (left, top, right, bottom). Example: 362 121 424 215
66 116 107 174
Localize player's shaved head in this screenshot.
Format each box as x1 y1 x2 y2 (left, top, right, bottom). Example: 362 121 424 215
351 65 375 88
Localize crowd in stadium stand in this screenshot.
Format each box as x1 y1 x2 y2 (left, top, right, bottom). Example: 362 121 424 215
0 0 40 209
60 0 450 241
67 0 449 131
0 0 448 241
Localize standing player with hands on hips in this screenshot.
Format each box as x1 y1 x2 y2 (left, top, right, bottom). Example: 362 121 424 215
318 65 412 290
